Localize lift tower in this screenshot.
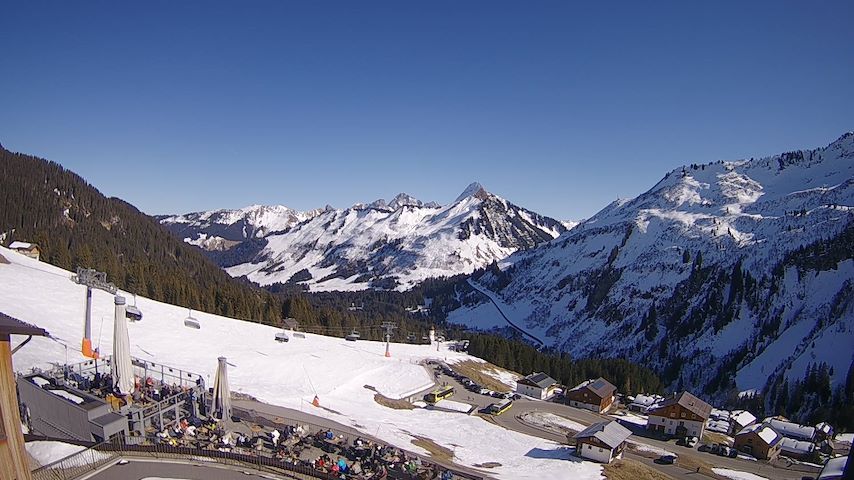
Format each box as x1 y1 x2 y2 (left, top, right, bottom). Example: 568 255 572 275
72 267 116 359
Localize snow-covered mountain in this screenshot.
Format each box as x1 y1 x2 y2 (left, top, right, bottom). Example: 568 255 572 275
449 133 854 401
161 183 567 291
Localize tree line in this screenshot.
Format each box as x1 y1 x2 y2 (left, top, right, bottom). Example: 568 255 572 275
0 146 281 324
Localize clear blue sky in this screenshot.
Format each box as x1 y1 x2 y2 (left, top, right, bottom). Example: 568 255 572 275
2 1 852 220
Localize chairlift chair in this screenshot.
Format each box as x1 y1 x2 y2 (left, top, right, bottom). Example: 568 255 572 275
345 328 360 342
184 308 201 329
126 294 143 322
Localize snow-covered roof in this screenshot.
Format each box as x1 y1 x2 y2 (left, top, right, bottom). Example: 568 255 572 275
779 437 815 455
815 422 833 434
9 241 37 249
573 421 632 449
731 410 756 427
736 424 782 446
818 455 848 479
765 418 816 441
629 394 661 407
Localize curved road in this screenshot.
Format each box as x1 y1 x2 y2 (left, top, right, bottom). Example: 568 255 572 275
428 367 816 480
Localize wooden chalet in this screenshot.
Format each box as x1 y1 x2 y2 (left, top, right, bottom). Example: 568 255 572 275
565 377 617 413
646 391 712 438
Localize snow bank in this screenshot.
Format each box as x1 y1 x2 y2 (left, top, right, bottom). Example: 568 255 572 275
26 441 86 466
712 468 769 480
520 412 586 433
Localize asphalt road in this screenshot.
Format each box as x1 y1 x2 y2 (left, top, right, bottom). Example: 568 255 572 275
425 367 819 480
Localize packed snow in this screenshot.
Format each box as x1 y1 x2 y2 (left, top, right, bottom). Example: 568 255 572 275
519 412 587 434
47 389 85 404
711 468 769 480
432 399 474 414
26 441 87 467
0 247 603 480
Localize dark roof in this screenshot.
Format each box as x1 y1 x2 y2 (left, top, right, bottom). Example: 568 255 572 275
0 311 49 337
650 391 712 419
520 372 558 389
585 377 617 397
91 412 126 428
573 421 632 449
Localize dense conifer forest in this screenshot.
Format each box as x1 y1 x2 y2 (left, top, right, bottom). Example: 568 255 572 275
0 146 281 323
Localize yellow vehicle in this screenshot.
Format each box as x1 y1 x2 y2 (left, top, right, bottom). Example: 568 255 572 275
424 386 455 404
489 399 513 416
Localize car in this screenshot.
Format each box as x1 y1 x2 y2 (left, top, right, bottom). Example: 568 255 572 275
698 444 710 452
728 448 738 458
492 391 505 398
511 394 521 400
718 446 731 456
709 444 720 454
657 455 678 465
676 437 687 446
687 437 698 448
479 388 490 395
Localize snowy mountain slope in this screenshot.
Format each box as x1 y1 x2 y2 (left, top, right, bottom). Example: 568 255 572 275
165 183 567 291
449 133 854 400
159 204 327 244
0 247 600 480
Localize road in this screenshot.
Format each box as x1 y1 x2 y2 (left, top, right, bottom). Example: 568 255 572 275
425 367 818 480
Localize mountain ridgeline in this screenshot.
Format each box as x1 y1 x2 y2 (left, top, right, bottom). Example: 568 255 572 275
0 146 281 324
160 183 568 291
450 133 854 423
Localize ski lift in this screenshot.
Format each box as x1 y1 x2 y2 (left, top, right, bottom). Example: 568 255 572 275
345 328 360 342
275 326 290 343
126 294 143 322
184 308 200 329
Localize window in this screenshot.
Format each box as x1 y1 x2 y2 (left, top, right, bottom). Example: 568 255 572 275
681 412 686 418
670 412 676 418
588 445 592 450
598 448 603 452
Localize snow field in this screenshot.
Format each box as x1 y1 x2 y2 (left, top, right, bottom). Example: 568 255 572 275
0 248 602 480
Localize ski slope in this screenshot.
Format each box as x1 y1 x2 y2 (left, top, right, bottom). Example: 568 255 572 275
0 247 602 480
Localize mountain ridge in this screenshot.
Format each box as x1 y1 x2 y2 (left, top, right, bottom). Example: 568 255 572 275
446 133 853 411
160 183 568 291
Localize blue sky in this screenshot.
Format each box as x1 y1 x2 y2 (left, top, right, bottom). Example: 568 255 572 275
2 1 852 220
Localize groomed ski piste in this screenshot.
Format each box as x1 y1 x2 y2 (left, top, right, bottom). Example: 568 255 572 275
0 246 602 479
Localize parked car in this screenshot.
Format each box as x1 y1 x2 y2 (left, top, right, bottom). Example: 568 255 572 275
709 444 720 454
728 448 738 458
479 388 490 395
657 455 678 465
718 446 731 457
511 394 521 400
698 444 710 452
687 437 698 448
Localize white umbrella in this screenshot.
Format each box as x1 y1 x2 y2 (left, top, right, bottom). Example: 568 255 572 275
211 356 231 420
111 295 134 396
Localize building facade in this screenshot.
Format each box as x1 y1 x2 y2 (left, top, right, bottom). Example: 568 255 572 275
734 424 782 460
515 372 559 400
573 421 632 464
565 377 617 413
646 391 712 438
